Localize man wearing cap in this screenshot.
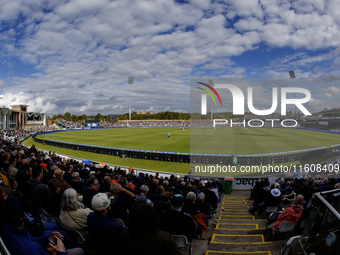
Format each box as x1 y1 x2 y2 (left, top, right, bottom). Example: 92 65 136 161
87 193 124 254
53 168 71 194
160 194 197 242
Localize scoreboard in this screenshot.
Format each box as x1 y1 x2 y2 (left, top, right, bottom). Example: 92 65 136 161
85 120 99 128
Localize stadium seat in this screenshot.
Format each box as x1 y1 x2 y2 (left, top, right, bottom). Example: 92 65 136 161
273 221 298 240
54 216 86 248
111 218 126 228
265 206 279 214
0 236 11 255
172 235 193 255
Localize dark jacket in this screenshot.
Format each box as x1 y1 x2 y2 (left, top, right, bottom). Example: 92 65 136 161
82 187 99 209
3 224 67 255
87 212 124 254
27 177 48 209
120 229 180 255
160 209 196 242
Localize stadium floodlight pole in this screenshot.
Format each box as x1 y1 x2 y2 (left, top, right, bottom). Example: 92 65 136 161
208 79 214 121
289 70 296 114
128 77 134 121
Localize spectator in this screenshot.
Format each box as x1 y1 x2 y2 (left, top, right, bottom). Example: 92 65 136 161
99 175 111 193
27 165 48 211
3 195 84 255
152 185 165 202
184 192 207 234
16 164 32 195
272 194 304 232
119 203 180 255
64 165 73 184
53 168 72 194
203 182 218 209
70 172 85 194
264 188 282 210
108 182 135 223
82 178 100 209
183 192 200 215
134 184 152 205
29 144 37 155
0 186 8 233
87 193 124 254
60 188 92 238
43 179 62 217
126 176 136 191
1 152 10 175
195 192 210 215
160 194 196 242
8 156 18 189
153 191 172 215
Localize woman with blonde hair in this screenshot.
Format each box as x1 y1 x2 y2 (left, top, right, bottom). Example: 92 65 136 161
60 188 92 237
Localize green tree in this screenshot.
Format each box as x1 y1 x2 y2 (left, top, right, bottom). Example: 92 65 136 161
63 112 71 120
95 113 102 120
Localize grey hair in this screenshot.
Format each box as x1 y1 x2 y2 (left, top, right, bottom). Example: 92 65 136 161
61 188 82 211
140 184 149 193
197 192 205 201
110 182 121 194
72 172 79 178
186 192 196 203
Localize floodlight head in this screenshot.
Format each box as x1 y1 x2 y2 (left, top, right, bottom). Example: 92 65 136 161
128 77 134 84
289 70 295 79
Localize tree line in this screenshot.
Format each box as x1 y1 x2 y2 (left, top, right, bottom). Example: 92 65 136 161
52 111 191 123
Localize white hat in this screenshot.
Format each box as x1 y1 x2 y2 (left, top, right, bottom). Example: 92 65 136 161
271 188 281 197
91 193 110 211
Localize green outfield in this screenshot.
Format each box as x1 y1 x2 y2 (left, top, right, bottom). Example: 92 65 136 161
35 127 340 155
26 127 340 174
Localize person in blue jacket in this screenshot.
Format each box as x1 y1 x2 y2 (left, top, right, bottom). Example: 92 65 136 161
3 196 84 255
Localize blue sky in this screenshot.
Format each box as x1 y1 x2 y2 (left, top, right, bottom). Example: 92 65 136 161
0 0 339 116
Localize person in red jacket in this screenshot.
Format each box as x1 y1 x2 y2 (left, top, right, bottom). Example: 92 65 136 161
272 194 304 232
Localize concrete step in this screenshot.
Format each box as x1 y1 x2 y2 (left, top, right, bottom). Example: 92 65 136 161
204 192 285 255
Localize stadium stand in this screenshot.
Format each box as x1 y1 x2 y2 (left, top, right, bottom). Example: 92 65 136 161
1 127 339 254
0 127 226 255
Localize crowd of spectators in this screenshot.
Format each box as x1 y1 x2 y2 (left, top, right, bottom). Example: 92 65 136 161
115 120 189 127
249 177 340 240
0 126 62 143
53 117 308 129
56 119 83 129
0 128 222 254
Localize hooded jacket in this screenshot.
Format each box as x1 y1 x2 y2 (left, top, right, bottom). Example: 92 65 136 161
272 203 303 231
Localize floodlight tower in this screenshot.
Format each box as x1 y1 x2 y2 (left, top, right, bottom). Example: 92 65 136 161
289 70 296 114
128 77 134 121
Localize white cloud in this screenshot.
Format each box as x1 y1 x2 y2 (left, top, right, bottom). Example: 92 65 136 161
326 86 340 97
0 0 339 116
